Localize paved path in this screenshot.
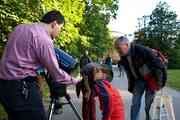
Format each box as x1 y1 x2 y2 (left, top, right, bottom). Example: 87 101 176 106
45 66 180 120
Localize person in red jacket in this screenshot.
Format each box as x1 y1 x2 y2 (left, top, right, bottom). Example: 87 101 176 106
78 63 125 120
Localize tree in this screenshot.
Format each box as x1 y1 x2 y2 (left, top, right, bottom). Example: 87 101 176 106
0 0 43 57
0 0 43 41
79 0 118 60
0 0 119 60
135 2 180 68
41 0 87 57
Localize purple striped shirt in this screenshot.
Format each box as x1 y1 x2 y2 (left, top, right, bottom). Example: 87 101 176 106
0 23 78 84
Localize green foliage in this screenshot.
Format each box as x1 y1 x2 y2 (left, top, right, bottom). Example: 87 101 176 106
135 2 180 68
0 0 43 42
0 0 118 59
79 0 118 59
42 0 86 50
0 104 7 120
147 2 177 51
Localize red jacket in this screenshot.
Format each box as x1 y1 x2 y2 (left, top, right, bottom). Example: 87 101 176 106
83 80 125 120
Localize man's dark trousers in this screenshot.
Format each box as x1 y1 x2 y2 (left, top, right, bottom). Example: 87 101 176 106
131 79 155 120
0 77 47 120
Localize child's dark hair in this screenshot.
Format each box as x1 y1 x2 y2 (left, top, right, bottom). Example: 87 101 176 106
41 10 65 24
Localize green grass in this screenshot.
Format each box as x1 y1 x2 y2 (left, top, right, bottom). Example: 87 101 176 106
0 104 7 120
167 69 180 91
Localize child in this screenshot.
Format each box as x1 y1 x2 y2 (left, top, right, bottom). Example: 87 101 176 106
78 63 125 120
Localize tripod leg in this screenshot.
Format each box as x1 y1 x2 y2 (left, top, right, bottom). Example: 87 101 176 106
48 99 55 120
65 95 83 120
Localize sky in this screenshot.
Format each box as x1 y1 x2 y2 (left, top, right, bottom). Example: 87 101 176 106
109 0 180 36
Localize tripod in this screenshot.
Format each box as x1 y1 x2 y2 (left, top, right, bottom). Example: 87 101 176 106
43 71 82 120
48 93 83 120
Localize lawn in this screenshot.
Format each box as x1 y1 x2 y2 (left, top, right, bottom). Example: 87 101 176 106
167 69 180 91
0 104 7 120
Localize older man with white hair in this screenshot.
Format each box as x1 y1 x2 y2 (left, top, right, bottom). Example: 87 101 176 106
114 36 167 120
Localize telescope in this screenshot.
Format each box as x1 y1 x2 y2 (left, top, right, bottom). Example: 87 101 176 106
37 48 82 120
54 48 78 73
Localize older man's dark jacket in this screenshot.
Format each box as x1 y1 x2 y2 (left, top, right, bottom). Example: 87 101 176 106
118 44 166 93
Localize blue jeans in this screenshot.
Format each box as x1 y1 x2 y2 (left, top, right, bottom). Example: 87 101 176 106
131 80 155 120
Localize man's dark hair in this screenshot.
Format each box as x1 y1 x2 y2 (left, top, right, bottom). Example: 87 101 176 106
41 10 65 24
